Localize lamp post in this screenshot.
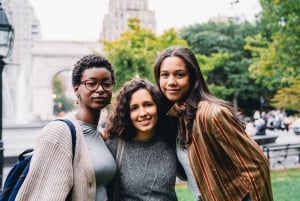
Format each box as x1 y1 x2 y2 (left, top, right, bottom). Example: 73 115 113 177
0 2 14 189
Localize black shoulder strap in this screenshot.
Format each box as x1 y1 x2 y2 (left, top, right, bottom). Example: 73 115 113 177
55 119 76 161
55 119 76 201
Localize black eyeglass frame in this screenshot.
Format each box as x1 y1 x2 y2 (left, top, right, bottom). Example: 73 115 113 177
80 80 115 91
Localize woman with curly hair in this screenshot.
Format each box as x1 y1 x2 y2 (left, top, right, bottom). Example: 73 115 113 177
105 79 178 201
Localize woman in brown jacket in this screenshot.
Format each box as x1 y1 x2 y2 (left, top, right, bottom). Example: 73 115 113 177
153 46 273 201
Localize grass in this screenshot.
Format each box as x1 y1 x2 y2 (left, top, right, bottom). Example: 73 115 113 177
176 167 300 201
271 168 300 201
175 183 195 201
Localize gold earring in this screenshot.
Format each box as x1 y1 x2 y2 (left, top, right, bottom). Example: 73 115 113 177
76 96 80 104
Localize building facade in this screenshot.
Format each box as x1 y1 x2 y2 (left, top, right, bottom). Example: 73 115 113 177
2 0 41 124
31 40 101 121
2 0 156 124
100 0 156 41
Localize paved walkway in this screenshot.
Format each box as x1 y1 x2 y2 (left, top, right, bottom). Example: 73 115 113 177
258 129 300 170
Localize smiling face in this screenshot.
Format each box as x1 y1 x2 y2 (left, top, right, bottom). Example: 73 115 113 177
159 56 190 103
75 67 113 111
129 88 158 140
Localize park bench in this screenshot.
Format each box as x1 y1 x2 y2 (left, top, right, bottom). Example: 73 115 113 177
252 134 278 145
262 143 300 168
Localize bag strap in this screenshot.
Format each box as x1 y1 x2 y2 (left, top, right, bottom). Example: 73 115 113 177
55 119 76 201
55 119 76 161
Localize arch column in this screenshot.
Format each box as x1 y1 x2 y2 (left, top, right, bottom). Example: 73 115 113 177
29 40 102 121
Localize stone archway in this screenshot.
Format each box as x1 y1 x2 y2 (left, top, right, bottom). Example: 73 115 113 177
30 40 101 121
52 69 77 117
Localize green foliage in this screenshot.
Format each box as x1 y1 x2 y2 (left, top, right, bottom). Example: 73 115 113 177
175 183 195 201
100 0 300 113
53 76 64 95
180 21 258 56
209 84 234 100
52 77 75 115
245 0 300 112
101 18 187 91
271 83 300 112
196 52 227 80
180 21 262 114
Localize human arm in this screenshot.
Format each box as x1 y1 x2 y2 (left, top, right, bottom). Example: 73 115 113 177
207 105 269 169
15 121 74 201
201 103 272 200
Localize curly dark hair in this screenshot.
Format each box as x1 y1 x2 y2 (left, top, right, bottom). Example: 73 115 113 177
72 54 115 86
105 78 173 141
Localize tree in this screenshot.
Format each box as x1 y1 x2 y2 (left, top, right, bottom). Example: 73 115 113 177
180 21 262 115
271 84 300 112
52 76 75 115
246 0 300 112
101 18 187 91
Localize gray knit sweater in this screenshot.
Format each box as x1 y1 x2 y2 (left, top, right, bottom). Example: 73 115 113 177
107 136 178 201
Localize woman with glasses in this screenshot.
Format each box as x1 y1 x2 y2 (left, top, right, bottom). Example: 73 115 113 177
16 54 117 201
105 79 178 201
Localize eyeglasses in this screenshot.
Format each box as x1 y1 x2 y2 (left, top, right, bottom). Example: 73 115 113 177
80 80 114 91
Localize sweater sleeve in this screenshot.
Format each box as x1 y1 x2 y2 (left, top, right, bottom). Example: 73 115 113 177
208 106 269 167
207 105 272 200
15 120 74 201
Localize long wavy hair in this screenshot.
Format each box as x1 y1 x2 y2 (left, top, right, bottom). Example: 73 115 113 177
154 46 243 148
105 78 173 141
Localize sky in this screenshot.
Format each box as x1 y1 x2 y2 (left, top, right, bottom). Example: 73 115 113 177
28 0 261 41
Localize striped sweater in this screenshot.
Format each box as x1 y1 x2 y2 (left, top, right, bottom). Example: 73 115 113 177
169 101 273 201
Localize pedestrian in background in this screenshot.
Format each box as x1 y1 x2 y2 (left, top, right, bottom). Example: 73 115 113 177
105 79 178 201
16 54 117 201
153 46 273 201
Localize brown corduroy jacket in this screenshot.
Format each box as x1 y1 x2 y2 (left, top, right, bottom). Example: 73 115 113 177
169 100 274 201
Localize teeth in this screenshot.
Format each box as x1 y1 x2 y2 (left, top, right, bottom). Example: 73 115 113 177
140 119 150 124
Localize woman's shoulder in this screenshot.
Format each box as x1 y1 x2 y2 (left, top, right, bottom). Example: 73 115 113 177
106 137 119 146
198 100 224 112
105 137 120 156
38 119 79 145
197 100 232 119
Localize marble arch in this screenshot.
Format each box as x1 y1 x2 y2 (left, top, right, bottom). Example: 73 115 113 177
31 40 102 120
